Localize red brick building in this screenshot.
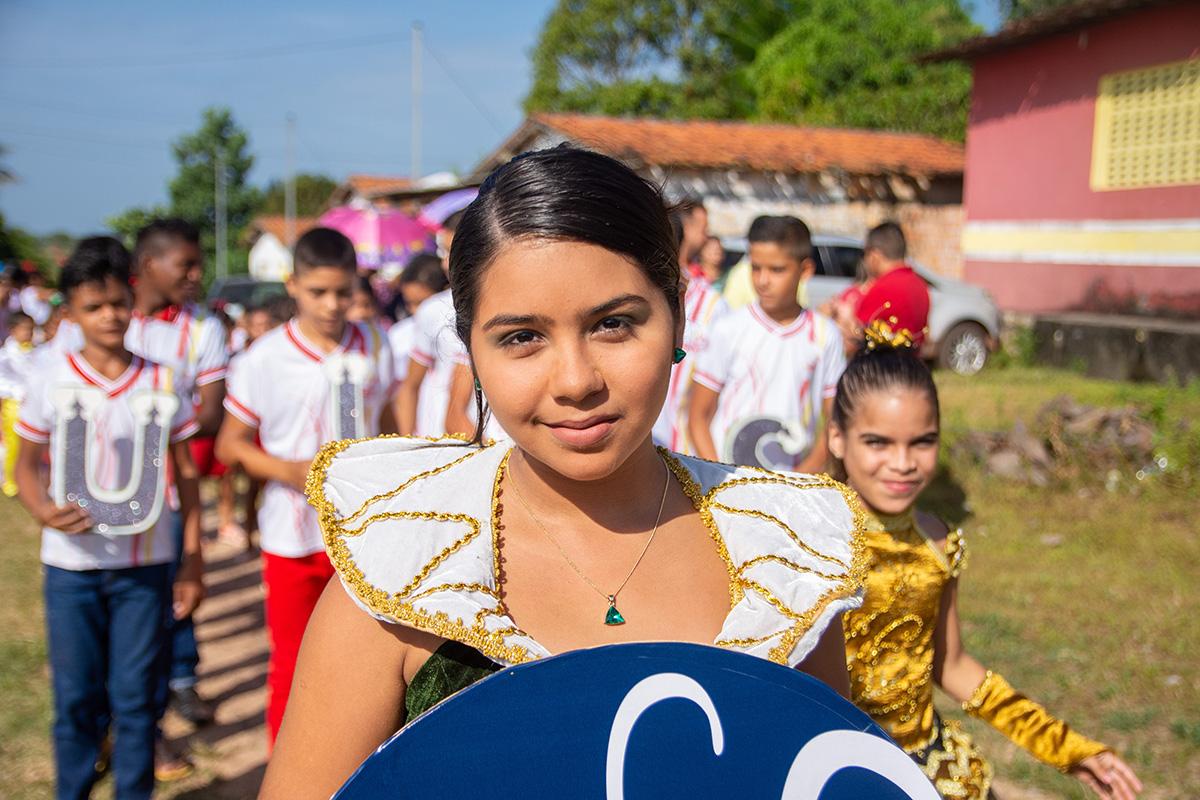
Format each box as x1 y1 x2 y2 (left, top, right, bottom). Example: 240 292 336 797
928 0 1200 314
474 114 967 278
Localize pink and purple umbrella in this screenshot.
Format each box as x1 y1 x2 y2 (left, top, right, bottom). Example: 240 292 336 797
318 206 435 271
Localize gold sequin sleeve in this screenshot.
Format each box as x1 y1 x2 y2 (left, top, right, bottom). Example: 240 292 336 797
963 671 1110 771
945 529 967 578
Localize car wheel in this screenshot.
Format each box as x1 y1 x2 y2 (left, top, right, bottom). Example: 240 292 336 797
938 322 989 376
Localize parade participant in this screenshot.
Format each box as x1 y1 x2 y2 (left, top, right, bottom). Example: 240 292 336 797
0 311 35 496
347 273 386 328
215 227 396 745
854 222 930 346
650 211 728 454
675 197 709 279
688 215 845 473
397 204 472 437
832 325 1143 800
261 145 866 799
388 253 447 388
14 238 203 800
124 220 230 730
697 234 727 288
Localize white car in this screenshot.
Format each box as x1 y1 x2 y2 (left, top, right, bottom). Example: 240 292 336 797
719 235 1002 375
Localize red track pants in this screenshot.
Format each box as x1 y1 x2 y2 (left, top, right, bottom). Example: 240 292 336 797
261 550 335 746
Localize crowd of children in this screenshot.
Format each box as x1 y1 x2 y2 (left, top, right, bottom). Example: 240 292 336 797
7 169 1142 799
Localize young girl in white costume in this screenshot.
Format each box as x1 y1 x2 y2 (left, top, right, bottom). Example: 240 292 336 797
831 325 1143 800
262 146 868 797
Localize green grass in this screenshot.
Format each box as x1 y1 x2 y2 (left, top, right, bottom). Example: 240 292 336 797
0 365 1196 798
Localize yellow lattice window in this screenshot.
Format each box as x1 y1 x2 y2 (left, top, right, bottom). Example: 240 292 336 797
1091 58 1200 191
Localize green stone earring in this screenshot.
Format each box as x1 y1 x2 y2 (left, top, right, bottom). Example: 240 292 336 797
474 378 481 391
672 347 687 364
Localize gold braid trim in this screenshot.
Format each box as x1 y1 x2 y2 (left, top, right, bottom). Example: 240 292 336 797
308 435 536 666
963 671 1110 772
309 439 867 669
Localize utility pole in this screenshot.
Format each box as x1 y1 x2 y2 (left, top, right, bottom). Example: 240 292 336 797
285 112 296 250
411 21 422 182
215 151 228 280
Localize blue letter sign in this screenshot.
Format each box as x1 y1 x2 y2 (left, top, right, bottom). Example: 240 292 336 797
336 642 938 799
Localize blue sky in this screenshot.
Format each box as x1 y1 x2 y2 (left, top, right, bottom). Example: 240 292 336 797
0 1 1002 235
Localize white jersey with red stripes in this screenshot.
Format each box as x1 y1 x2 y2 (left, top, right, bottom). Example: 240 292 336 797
692 303 846 469
388 315 416 384
17 350 198 570
652 276 729 453
52 304 229 402
223 319 395 558
408 290 460 437
125 303 229 401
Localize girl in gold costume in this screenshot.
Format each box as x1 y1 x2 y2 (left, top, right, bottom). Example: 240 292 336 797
829 331 1142 800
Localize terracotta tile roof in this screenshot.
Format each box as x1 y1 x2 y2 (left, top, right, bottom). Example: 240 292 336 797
248 215 320 247
922 0 1171 61
528 113 964 177
346 174 412 198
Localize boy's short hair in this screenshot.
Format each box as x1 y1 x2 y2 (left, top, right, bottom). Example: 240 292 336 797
747 215 812 263
865 221 907 260
399 252 449 293
293 227 358 274
134 218 200 268
60 236 132 299
9 311 33 329
263 293 297 325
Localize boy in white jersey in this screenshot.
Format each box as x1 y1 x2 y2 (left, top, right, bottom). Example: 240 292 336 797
397 210 465 436
689 216 846 473
128 219 230 730
216 227 396 745
14 237 202 800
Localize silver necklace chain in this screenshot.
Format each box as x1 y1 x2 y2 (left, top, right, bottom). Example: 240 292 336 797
507 457 671 607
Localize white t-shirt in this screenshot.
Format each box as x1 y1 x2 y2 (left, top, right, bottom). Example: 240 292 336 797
652 277 729 453
388 316 416 384
55 304 230 404
223 319 396 558
0 338 35 401
17 351 198 570
693 304 846 470
125 304 230 402
409 290 463 437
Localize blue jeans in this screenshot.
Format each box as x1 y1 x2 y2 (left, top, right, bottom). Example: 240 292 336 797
166 509 198 690
44 563 170 800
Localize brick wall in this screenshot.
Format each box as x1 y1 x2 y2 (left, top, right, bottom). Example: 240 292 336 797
705 198 965 279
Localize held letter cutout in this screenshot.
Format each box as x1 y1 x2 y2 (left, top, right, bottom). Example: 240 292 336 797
725 415 813 471
335 642 939 799
325 352 370 440
51 387 177 536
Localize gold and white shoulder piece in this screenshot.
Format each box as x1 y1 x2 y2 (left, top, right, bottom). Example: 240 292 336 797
669 453 868 668
308 435 548 667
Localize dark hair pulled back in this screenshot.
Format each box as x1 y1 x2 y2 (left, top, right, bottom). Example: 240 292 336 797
832 344 940 432
448 144 682 443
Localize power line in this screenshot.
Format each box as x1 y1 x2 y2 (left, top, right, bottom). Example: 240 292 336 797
0 30 409 70
424 38 507 136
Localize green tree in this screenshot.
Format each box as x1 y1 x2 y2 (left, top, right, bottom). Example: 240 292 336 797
105 108 258 278
525 0 748 119
748 0 978 140
106 205 169 249
169 107 259 276
0 212 52 276
0 144 15 185
258 173 337 217
524 0 976 139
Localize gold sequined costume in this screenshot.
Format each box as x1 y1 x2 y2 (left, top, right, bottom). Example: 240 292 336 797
845 509 1109 799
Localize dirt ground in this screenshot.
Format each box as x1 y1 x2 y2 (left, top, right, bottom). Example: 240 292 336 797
157 537 269 800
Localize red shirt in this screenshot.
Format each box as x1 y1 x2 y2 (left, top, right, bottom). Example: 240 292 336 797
855 266 930 344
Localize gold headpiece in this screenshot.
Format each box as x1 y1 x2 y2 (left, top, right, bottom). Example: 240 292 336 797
864 319 917 351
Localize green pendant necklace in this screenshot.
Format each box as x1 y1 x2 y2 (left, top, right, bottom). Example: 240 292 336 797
509 457 671 626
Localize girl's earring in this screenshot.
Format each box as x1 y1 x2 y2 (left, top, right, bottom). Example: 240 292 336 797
672 347 687 365
474 378 482 391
